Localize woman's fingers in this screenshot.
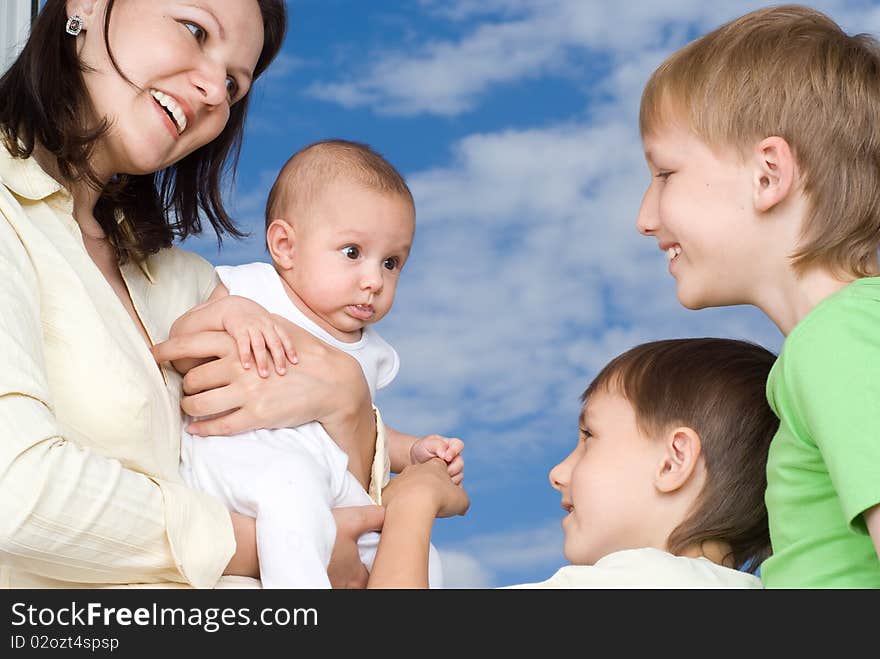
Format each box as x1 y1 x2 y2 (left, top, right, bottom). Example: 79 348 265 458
185 407 249 437
152 330 235 364
180 384 239 424
182 357 238 395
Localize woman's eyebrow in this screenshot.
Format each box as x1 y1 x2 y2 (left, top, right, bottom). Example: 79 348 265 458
183 2 225 38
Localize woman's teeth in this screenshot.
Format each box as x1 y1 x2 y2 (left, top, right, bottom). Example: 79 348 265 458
666 245 682 261
150 90 187 134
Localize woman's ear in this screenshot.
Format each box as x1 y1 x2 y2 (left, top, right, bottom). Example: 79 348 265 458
654 427 702 493
752 136 795 213
66 0 98 25
266 219 297 270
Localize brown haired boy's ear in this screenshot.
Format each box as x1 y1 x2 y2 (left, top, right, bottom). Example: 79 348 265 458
654 427 703 494
752 136 795 213
266 219 297 270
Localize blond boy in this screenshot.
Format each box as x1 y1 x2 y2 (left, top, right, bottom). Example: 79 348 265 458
636 5 880 586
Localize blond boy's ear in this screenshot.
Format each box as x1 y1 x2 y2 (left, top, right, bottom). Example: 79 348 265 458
654 427 703 494
266 218 297 270
752 136 795 213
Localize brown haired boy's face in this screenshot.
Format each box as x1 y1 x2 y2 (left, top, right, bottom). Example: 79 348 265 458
635 123 766 311
548 390 662 564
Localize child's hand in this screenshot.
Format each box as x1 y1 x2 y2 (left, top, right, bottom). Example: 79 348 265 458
410 434 465 485
219 296 299 377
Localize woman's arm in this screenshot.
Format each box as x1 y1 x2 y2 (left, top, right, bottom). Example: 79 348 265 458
152 320 377 486
367 459 469 589
0 220 234 587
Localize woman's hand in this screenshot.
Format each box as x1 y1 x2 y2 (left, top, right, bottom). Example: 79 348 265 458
151 319 372 438
327 506 386 589
222 507 386 587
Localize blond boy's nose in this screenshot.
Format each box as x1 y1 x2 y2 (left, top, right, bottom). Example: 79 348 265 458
636 198 658 235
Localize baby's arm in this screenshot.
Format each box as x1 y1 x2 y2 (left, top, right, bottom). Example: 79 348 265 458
168 283 297 377
386 425 465 484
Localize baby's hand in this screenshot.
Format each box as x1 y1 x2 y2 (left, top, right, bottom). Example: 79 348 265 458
219 296 299 377
410 434 465 485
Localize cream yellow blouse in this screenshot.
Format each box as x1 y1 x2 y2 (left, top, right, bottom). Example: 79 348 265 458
0 144 237 588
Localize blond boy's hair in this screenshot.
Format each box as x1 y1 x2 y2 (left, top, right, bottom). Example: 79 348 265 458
640 5 880 277
265 139 414 233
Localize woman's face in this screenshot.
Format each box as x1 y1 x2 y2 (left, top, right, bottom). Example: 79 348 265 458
69 0 264 179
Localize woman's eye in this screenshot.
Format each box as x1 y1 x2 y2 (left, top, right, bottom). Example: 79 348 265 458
183 21 206 42
226 77 239 99
342 246 360 259
383 257 399 270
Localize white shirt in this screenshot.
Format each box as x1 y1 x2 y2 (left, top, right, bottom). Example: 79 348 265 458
505 548 764 588
214 261 397 501
0 144 236 588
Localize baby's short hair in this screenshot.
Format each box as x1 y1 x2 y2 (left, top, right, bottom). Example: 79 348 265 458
640 5 880 277
582 338 778 572
264 138 414 233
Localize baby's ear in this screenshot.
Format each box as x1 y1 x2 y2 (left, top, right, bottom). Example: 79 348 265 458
266 218 296 269
752 135 795 213
654 427 702 494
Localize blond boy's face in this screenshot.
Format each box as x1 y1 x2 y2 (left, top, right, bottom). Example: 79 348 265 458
282 178 414 341
549 390 662 565
636 121 765 310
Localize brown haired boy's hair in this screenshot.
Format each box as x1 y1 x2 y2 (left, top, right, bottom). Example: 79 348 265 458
582 338 779 573
640 5 880 278
265 138 414 232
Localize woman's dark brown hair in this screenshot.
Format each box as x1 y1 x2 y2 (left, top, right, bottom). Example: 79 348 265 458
0 0 287 262
582 337 779 573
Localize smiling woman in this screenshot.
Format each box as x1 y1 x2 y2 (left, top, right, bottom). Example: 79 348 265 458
0 0 382 589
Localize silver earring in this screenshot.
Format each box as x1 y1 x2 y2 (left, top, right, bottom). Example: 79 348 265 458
65 15 84 36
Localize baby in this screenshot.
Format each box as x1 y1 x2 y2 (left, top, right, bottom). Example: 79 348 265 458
169 139 464 587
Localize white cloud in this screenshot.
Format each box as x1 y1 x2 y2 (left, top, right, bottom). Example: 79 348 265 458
373 109 779 471
307 0 864 117
437 550 494 588
436 521 565 587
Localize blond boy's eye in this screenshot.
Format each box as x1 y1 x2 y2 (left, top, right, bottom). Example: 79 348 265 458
342 246 360 259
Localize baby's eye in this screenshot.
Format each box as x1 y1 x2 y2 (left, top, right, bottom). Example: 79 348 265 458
182 21 206 42
341 246 360 259
383 256 400 271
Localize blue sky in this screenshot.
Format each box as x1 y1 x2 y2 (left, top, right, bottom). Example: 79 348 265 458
185 0 880 587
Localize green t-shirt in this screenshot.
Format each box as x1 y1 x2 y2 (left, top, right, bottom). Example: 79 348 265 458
761 277 880 588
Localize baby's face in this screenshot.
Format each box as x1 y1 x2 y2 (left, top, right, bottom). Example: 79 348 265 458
286 179 415 341
548 390 663 565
